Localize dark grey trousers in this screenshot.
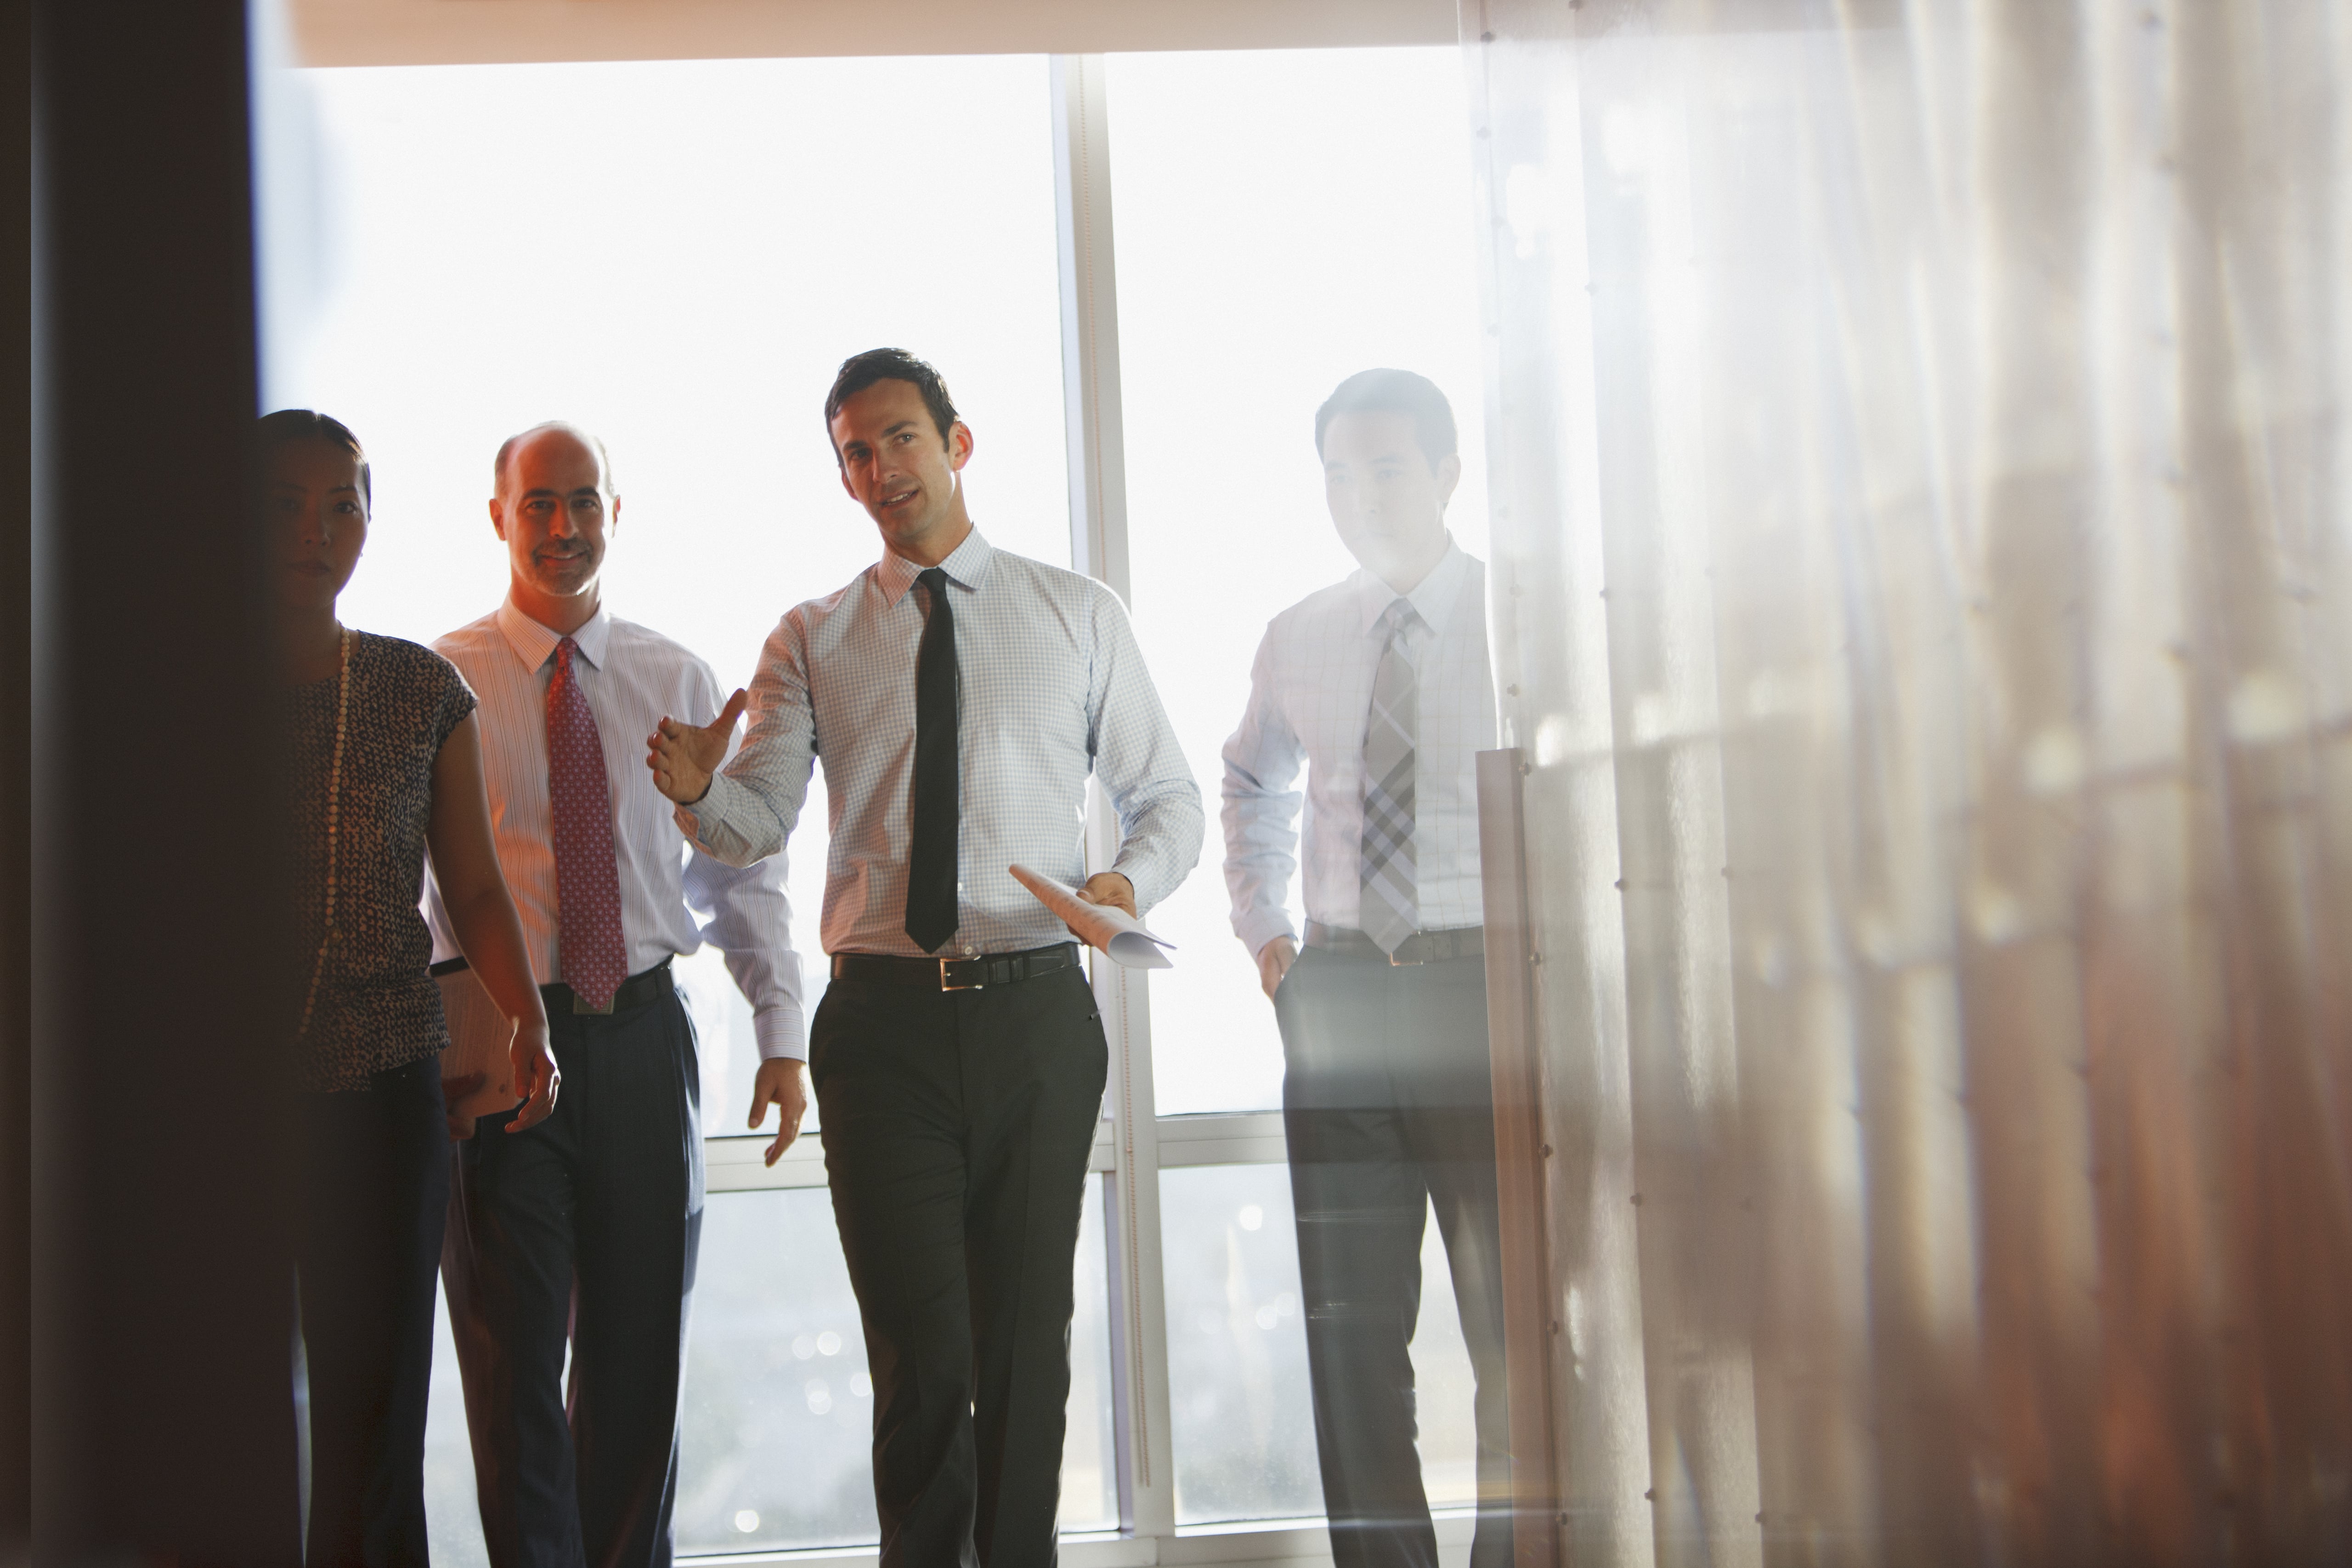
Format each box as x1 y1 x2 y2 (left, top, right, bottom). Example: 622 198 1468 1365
1273 945 1514 1568
299 1055 453 1568
442 983 704 1568
811 964 1108 1568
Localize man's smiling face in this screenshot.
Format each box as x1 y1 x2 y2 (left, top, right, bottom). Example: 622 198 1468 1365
493 425 616 606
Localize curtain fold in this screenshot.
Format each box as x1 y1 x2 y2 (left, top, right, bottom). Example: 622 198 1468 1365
1467 2 2352 1561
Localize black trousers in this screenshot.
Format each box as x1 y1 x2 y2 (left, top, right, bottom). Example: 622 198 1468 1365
811 963 1109 1568
1273 946 1514 1568
298 1055 454 1568
442 983 704 1568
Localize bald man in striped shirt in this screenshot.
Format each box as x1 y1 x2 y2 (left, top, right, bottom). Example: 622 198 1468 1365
426 422 804 1568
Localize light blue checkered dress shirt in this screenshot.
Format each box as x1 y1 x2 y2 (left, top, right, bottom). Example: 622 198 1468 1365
679 526 1204 966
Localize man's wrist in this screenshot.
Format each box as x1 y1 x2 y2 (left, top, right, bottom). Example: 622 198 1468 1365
1236 910 1298 958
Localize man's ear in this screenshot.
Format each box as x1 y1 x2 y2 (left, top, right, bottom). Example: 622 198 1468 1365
838 462 858 502
488 496 507 540
608 493 621 540
1435 452 1463 514
947 420 974 472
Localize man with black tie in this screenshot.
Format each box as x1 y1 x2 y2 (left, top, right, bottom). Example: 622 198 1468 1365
647 349 1201 1568
429 421 805 1568
1221 370 1511 1568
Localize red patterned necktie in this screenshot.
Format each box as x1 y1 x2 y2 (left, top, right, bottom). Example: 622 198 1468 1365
548 636 627 1010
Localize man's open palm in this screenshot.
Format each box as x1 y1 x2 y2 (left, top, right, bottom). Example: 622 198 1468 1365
647 689 748 805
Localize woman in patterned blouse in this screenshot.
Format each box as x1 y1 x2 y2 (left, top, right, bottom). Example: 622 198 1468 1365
267 409 558 1566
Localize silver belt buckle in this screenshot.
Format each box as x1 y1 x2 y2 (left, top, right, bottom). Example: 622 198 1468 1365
574 992 616 1015
939 957 986 991
1389 945 1425 968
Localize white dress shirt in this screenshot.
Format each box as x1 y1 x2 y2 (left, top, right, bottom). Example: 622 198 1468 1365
680 526 1203 958
426 600 807 1059
1221 539 1496 957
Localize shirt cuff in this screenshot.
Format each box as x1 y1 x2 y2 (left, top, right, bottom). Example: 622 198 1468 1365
674 773 753 864
1110 848 1176 915
752 999 808 1063
1234 908 1299 960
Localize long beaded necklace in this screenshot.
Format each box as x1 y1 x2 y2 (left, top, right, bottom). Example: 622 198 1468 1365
295 627 356 1040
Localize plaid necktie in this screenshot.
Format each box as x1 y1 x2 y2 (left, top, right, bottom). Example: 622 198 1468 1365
1359 598 1419 954
548 636 627 1009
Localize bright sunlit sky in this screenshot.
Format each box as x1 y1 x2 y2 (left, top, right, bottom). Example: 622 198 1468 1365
260 46 1486 1120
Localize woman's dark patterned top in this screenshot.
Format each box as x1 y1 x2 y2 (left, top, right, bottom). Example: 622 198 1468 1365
280 632 478 1093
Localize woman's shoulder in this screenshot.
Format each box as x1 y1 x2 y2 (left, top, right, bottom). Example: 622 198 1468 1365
356 631 464 682
354 631 476 710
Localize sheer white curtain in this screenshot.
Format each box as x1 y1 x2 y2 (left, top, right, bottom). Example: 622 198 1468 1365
1468 3 2352 1562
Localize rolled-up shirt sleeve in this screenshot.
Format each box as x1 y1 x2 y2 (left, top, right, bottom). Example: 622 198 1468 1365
1087 585 1204 914
677 611 818 871
1221 627 1306 958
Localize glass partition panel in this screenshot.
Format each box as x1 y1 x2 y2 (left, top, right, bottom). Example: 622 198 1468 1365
1104 47 1491 1116
266 57 1072 1138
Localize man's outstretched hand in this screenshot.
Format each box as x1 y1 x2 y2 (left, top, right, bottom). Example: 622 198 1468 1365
647 689 747 806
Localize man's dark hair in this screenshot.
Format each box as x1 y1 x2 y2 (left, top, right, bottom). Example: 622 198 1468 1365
825 348 960 458
258 408 372 509
493 421 617 497
1313 369 1458 471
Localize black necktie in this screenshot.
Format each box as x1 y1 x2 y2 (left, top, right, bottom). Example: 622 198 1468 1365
905 566 959 953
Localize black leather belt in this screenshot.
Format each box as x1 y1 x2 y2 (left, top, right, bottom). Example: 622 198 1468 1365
430 955 675 1017
832 942 1082 992
1303 920 1485 967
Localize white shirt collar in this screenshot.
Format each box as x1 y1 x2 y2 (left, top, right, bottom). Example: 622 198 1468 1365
496 597 613 672
876 525 996 608
1351 536 1468 639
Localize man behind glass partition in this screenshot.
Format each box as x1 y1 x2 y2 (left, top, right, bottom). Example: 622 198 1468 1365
647 349 1203 1568
1221 369 1510 1568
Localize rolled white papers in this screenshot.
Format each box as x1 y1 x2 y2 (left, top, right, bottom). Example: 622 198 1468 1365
1008 864 1176 969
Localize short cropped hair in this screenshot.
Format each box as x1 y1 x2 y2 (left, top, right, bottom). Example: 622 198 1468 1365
824 348 960 458
493 422 616 496
258 408 371 509
1313 369 1458 471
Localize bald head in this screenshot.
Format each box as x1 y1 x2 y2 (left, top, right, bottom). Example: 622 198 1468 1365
494 421 616 501
489 421 620 635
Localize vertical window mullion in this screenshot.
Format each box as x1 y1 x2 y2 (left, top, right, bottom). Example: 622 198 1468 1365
1051 51 1177 1545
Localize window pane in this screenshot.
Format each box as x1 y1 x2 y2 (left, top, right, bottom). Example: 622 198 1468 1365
1104 49 1490 1115
424 1280 488 1568
424 1174 1117 1555
265 57 1073 1131
1159 1164 1321 1524
1159 1162 1483 1528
